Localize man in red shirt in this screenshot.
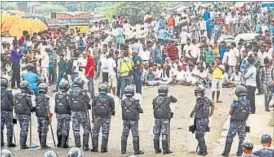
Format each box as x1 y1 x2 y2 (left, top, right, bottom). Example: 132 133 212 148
85 50 95 98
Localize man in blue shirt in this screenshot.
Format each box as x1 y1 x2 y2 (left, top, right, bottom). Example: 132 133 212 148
203 8 210 21
56 54 67 91
151 42 162 64
22 63 40 95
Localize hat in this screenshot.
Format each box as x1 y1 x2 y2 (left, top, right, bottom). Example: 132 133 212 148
261 134 272 143
241 140 253 149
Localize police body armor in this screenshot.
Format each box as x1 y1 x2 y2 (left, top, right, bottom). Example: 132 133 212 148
14 93 31 115
231 100 250 121
121 98 139 121
195 97 210 119
35 94 49 117
70 88 87 112
1 90 13 112
55 92 71 115
93 96 111 118
153 96 171 119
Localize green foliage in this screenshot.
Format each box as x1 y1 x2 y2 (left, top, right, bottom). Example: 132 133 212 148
1 2 18 10
36 4 67 17
101 2 170 25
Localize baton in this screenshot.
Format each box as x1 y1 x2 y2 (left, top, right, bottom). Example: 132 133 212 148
86 110 93 141
50 123 56 147
29 113 32 147
196 144 199 152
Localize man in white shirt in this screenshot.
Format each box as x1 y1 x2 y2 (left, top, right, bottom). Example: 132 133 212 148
183 39 193 61
106 52 117 95
41 47 50 84
100 48 109 83
138 45 150 63
198 17 207 37
180 28 189 56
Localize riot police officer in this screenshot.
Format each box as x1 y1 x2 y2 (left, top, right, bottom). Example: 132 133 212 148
22 63 40 95
67 147 83 157
152 85 177 154
91 83 115 153
1 77 16 147
222 85 250 157
190 84 215 156
14 81 33 149
35 83 52 149
43 150 60 157
55 80 71 148
242 140 258 157
253 134 274 157
121 85 144 155
69 77 91 151
1 149 15 157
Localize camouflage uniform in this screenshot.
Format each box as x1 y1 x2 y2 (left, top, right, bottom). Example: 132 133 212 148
253 148 274 157
55 90 71 147
1 88 15 146
14 92 33 149
69 87 91 149
192 97 213 155
153 95 177 154
121 97 143 154
222 97 250 156
243 154 259 157
91 94 115 152
35 93 51 148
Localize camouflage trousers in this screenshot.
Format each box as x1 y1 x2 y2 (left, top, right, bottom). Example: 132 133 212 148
17 115 31 137
92 117 111 138
153 119 170 141
1 111 14 138
226 120 246 144
195 118 209 152
56 114 71 136
37 117 49 136
122 120 139 138
72 111 91 137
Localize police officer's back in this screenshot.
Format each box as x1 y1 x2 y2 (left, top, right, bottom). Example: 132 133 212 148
152 85 177 154
1 77 16 147
14 81 33 149
222 85 250 157
55 80 71 148
121 85 144 155
91 83 115 153
253 134 274 157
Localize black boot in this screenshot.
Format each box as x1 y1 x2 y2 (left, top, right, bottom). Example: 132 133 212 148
91 137 98 152
162 139 172 154
57 132 62 147
121 136 127 154
61 135 69 148
41 135 51 149
197 138 207 156
236 141 243 156
20 135 29 149
7 134 16 147
74 134 81 148
101 137 108 153
83 134 89 151
1 131 4 147
221 142 232 157
133 137 144 155
154 138 162 154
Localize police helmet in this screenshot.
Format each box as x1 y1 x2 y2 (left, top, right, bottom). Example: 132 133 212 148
1 77 8 88
74 78 84 88
20 81 29 90
59 80 70 91
38 83 48 93
261 134 272 143
124 85 135 97
26 63 35 71
67 147 83 157
158 85 168 96
98 83 108 94
194 84 205 96
241 140 253 149
1 149 14 157
235 85 247 97
43 150 60 157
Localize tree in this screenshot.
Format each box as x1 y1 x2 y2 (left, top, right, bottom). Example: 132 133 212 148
1 2 18 10
101 2 171 25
